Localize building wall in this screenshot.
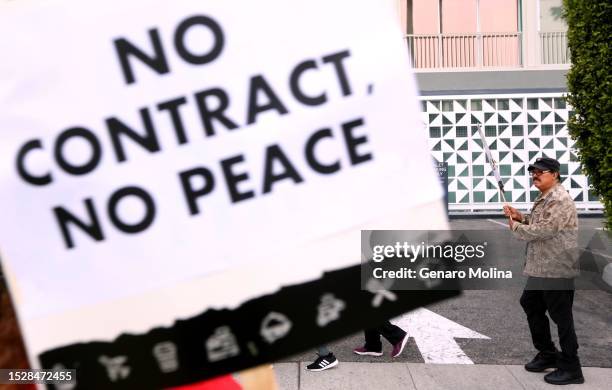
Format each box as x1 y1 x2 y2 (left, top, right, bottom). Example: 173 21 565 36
408 0 521 68
411 0 439 34
416 69 568 94
479 0 518 32
410 0 518 34
441 0 477 33
401 0 598 211
419 92 601 212
416 70 601 212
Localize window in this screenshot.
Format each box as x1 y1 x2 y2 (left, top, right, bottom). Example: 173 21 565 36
500 165 512 176
512 125 524 136
527 98 539 110
542 125 554 135
442 100 454 111
554 98 566 109
539 0 567 33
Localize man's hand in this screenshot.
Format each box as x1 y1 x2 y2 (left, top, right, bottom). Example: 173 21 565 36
508 217 514 230
503 205 523 222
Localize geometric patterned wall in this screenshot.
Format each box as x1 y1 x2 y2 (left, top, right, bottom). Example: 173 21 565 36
420 93 603 211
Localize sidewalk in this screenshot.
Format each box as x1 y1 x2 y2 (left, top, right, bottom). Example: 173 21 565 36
273 362 612 390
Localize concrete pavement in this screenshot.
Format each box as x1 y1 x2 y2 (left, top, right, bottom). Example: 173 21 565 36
272 362 612 390
273 218 611 389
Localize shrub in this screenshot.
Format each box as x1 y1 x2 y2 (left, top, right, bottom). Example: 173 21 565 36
563 0 612 228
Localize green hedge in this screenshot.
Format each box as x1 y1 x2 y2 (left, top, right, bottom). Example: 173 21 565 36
563 0 612 228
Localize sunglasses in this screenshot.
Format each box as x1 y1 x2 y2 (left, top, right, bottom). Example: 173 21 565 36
530 169 551 176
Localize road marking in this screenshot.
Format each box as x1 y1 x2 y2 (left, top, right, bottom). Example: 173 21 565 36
392 308 489 364
585 249 612 260
487 219 508 228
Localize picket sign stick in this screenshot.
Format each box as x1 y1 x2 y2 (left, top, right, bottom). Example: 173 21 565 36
476 124 512 223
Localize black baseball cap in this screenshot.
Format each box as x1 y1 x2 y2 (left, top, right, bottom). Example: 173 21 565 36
528 157 560 172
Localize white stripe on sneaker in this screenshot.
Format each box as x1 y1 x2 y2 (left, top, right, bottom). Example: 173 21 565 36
320 360 336 370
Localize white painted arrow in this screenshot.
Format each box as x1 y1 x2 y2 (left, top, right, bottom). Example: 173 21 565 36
391 308 489 364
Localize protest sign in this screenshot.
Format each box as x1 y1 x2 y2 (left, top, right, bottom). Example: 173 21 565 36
0 0 457 387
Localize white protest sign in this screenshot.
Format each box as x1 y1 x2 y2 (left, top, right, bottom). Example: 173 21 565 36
0 0 447 373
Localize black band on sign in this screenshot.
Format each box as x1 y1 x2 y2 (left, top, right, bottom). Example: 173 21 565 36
40 264 461 389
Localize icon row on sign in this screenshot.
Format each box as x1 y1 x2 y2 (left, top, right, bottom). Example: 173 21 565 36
49 297 349 385
317 293 345 327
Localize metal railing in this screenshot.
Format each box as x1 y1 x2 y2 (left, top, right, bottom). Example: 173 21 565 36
406 32 522 69
539 31 570 64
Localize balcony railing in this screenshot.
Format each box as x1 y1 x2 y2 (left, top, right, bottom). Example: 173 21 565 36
540 31 570 64
406 33 522 69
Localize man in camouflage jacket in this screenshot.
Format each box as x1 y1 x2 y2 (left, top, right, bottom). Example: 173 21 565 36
504 157 584 385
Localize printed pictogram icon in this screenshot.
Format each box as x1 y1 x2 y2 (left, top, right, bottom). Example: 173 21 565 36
205 326 241 362
52 363 76 390
98 356 130 382
152 341 179 373
316 293 345 327
260 312 292 344
365 278 397 307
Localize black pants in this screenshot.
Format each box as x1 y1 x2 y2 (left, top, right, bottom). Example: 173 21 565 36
520 278 581 370
364 320 406 351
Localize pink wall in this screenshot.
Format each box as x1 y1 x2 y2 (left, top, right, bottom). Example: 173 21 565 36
411 0 518 34
441 0 477 33
479 0 518 32
412 0 439 34
408 0 520 68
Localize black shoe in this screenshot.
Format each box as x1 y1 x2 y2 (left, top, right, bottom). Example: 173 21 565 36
524 351 558 372
306 353 338 372
544 368 584 385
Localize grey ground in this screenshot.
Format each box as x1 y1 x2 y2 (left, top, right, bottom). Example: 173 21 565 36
274 217 612 389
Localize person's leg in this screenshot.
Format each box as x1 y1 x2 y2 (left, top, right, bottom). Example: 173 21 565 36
520 286 560 373
543 289 580 371
316 345 330 356
356 320 406 356
354 328 384 355
363 328 383 351
377 320 406 346
378 320 409 357
520 288 556 353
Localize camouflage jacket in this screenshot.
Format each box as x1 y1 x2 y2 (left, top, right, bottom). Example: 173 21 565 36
511 183 579 278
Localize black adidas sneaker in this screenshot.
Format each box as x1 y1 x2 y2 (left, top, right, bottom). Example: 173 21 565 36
306 353 339 372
